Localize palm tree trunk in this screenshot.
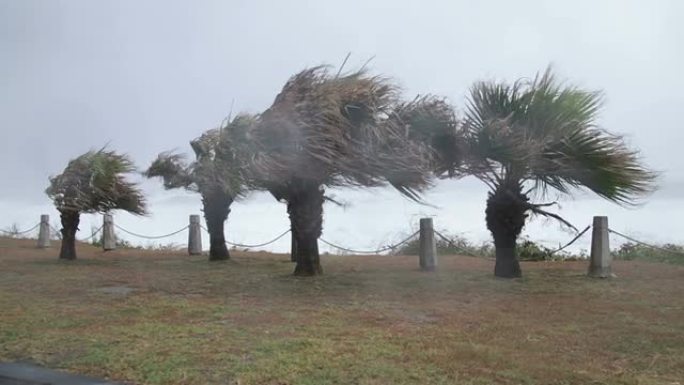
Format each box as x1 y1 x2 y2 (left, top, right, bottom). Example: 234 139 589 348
485 183 527 278
59 209 80 260
288 182 324 276
290 232 298 262
202 191 232 261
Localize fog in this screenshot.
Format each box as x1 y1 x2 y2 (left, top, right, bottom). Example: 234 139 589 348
2 0 682 252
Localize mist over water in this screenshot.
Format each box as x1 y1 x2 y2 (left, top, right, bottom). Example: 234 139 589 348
3 177 682 255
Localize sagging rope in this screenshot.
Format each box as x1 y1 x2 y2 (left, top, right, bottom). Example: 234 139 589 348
114 224 189 240
225 229 291 248
0 223 40 235
548 225 591 255
48 224 104 242
319 230 420 254
78 225 104 242
199 225 291 248
608 228 684 256
433 230 495 260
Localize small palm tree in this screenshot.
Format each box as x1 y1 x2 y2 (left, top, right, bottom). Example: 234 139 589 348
462 68 656 277
46 149 147 260
252 66 433 276
145 114 257 261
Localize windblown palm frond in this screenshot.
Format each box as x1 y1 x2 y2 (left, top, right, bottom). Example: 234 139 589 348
537 128 655 204
386 95 463 177
463 67 655 205
145 152 195 190
46 149 147 215
253 66 433 200
147 113 259 200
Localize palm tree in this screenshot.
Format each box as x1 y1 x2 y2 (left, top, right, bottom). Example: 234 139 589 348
252 66 434 276
461 68 655 278
46 149 147 260
145 114 257 261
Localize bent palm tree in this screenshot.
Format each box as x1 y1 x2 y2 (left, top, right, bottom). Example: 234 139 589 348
145 114 257 261
253 66 433 276
462 68 655 278
46 149 147 260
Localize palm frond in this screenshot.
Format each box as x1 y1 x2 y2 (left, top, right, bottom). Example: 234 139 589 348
144 152 195 190
386 95 463 177
253 66 433 200
537 128 656 204
462 66 656 205
46 149 147 215
147 113 260 200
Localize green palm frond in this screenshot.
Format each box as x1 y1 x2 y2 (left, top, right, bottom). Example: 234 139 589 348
463 66 656 205
46 149 147 215
147 113 259 200
537 128 656 204
145 152 195 190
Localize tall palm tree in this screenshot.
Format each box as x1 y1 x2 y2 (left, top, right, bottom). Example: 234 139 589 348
145 114 257 261
46 149 147 260
461 68 655 278
252 66 434 276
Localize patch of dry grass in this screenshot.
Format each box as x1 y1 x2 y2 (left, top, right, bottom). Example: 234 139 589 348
1 236 683 385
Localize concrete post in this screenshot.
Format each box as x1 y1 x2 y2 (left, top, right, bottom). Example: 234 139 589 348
419 218 437 271
102 214 116 251
37 215 50 248
188 215 202 255
588 216 612 278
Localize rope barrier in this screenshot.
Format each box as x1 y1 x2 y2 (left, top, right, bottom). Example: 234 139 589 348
548 225 591 255
114 224 189 240
319 230 419 254
608 228 684 256
0 223 40 235
224 229 291 248
77 225 104 242
434 230 495 260
199 225 291 248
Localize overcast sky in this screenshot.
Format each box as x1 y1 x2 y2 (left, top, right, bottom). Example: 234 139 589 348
2 0 683 253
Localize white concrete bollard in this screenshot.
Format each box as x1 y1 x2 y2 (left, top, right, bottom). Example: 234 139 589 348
37 214 50 248
419 218 437 271
188 215 202 255
102 214 116 251
588 216 612 278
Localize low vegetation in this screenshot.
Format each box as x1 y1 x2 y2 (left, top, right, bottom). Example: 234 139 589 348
614 242 684 265
1 236 683 385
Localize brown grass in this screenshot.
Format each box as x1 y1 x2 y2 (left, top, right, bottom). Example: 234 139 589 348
1 236 683 385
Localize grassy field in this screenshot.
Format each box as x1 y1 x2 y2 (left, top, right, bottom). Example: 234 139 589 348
1 237 683 385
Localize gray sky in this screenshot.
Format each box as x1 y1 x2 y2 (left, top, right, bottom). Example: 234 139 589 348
2 0 683 252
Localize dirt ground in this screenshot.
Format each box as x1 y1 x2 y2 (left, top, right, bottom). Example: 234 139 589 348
1 236 683 385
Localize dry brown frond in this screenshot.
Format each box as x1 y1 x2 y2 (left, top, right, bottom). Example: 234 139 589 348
252 66 434 199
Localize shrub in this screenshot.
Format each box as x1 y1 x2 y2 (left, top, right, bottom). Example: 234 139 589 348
613 242 684 265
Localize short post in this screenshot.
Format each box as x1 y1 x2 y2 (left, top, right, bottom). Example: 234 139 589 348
419 218 437 271
103 214 116 251
588 216 612 278
37 214 50 248
188 215 202 255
